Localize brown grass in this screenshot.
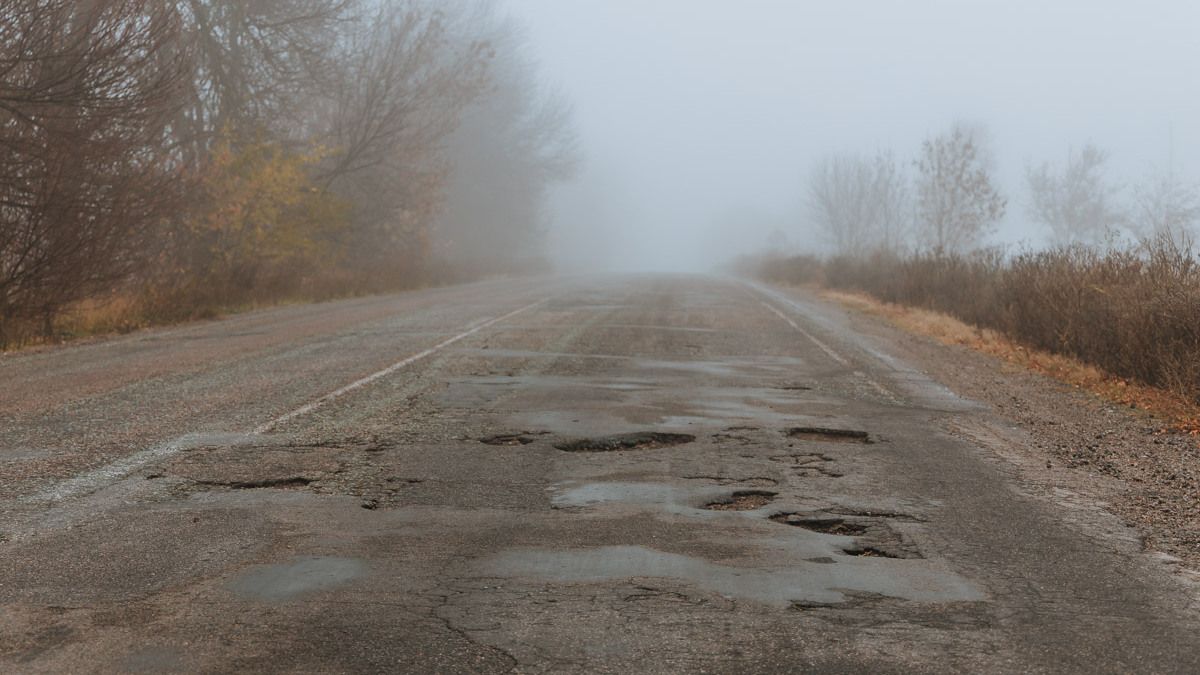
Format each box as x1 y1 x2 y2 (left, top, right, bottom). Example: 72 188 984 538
824 289 1200 436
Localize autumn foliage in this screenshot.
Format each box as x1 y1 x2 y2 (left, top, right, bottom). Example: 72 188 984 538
0 0 576 346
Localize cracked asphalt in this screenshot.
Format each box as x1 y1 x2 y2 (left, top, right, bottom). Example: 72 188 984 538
1 275 1198 673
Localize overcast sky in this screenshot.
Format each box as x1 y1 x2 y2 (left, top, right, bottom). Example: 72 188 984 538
506 0 1200 271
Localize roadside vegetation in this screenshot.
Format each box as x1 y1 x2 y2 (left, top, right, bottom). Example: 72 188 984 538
0 0 576 348
743 123 1200 424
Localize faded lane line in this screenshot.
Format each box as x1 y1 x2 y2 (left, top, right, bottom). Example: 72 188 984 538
28 299 546 505
255 298 545 433
751 292 896 400
758 300 850 367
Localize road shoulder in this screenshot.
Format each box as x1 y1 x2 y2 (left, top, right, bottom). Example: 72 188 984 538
804 286 1200 575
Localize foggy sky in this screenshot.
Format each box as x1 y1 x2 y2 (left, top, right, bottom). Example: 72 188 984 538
507 0 1200 271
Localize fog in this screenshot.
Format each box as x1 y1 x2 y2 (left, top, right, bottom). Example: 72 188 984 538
508 0 1200 272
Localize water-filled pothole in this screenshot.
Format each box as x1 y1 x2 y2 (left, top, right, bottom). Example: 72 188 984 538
786 427 871 443
703 490 777 511
555 432 696 453
770 514 867 535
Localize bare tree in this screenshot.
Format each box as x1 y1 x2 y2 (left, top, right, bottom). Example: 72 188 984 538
309 1 490 284
914 124 1006 254
168 0 354 160
808 151 909 256
1026 143 1123 245
434 15 579 270
1130 171 1200 249
0 0 184 340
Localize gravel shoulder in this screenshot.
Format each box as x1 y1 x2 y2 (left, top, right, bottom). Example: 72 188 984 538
821 289 1200 572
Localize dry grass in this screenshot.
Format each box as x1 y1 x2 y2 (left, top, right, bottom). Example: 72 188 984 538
825 289 1200 436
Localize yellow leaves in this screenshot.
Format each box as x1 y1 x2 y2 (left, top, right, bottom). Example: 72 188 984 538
188 130 350 282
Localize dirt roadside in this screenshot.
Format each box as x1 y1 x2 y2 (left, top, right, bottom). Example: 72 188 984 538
823 291 1200 571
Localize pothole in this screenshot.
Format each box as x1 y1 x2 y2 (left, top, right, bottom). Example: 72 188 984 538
480 433 539 446
770 514 867 535
825 507 924 522
786 427 871 444
196 477 313 490
555 432 696 453
703 490 777 511
841 545 904 559
683 475 779 487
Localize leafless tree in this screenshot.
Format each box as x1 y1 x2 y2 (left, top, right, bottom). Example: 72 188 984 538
1130 171 1200 249
1026 143 1123 246
168 0 354 160
914 124 1006 254
434 15 579 269
808 151 909 256
0 0 184 340
310 1 491 283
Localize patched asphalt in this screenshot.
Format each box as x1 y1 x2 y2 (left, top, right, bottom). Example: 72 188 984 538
1 275 1198 672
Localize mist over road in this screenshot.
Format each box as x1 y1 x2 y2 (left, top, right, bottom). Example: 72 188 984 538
2 276 1197 672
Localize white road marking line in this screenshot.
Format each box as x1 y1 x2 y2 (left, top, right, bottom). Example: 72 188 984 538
254 299 545 433
755 295 896 400
758 300 850 366
26 299 547 504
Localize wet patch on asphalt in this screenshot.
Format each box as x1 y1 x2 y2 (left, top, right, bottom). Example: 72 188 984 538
786 427 872 444
555 432 695 452
481 545 981 608
702 490 777 511
226 556 366 602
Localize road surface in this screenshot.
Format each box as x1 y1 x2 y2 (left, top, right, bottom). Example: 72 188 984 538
1 276 1197 672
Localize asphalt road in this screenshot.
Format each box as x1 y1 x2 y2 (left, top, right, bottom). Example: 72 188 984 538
1 275 1197 673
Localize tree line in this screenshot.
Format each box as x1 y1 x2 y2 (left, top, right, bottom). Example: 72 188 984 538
0 0 575 345
807 122 1199 256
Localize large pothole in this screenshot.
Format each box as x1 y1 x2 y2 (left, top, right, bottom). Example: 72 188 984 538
479 432 541 446
785 427 871 444
703 490 777 511
555 432 696 453
770 514 867 535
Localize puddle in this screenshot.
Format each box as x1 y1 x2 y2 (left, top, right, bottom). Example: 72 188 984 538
555 432 695 452
786 427 872 444
703 490 777 511
483 546 982 608
770 514 867 535
552 482 693 515
227 556 366 602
